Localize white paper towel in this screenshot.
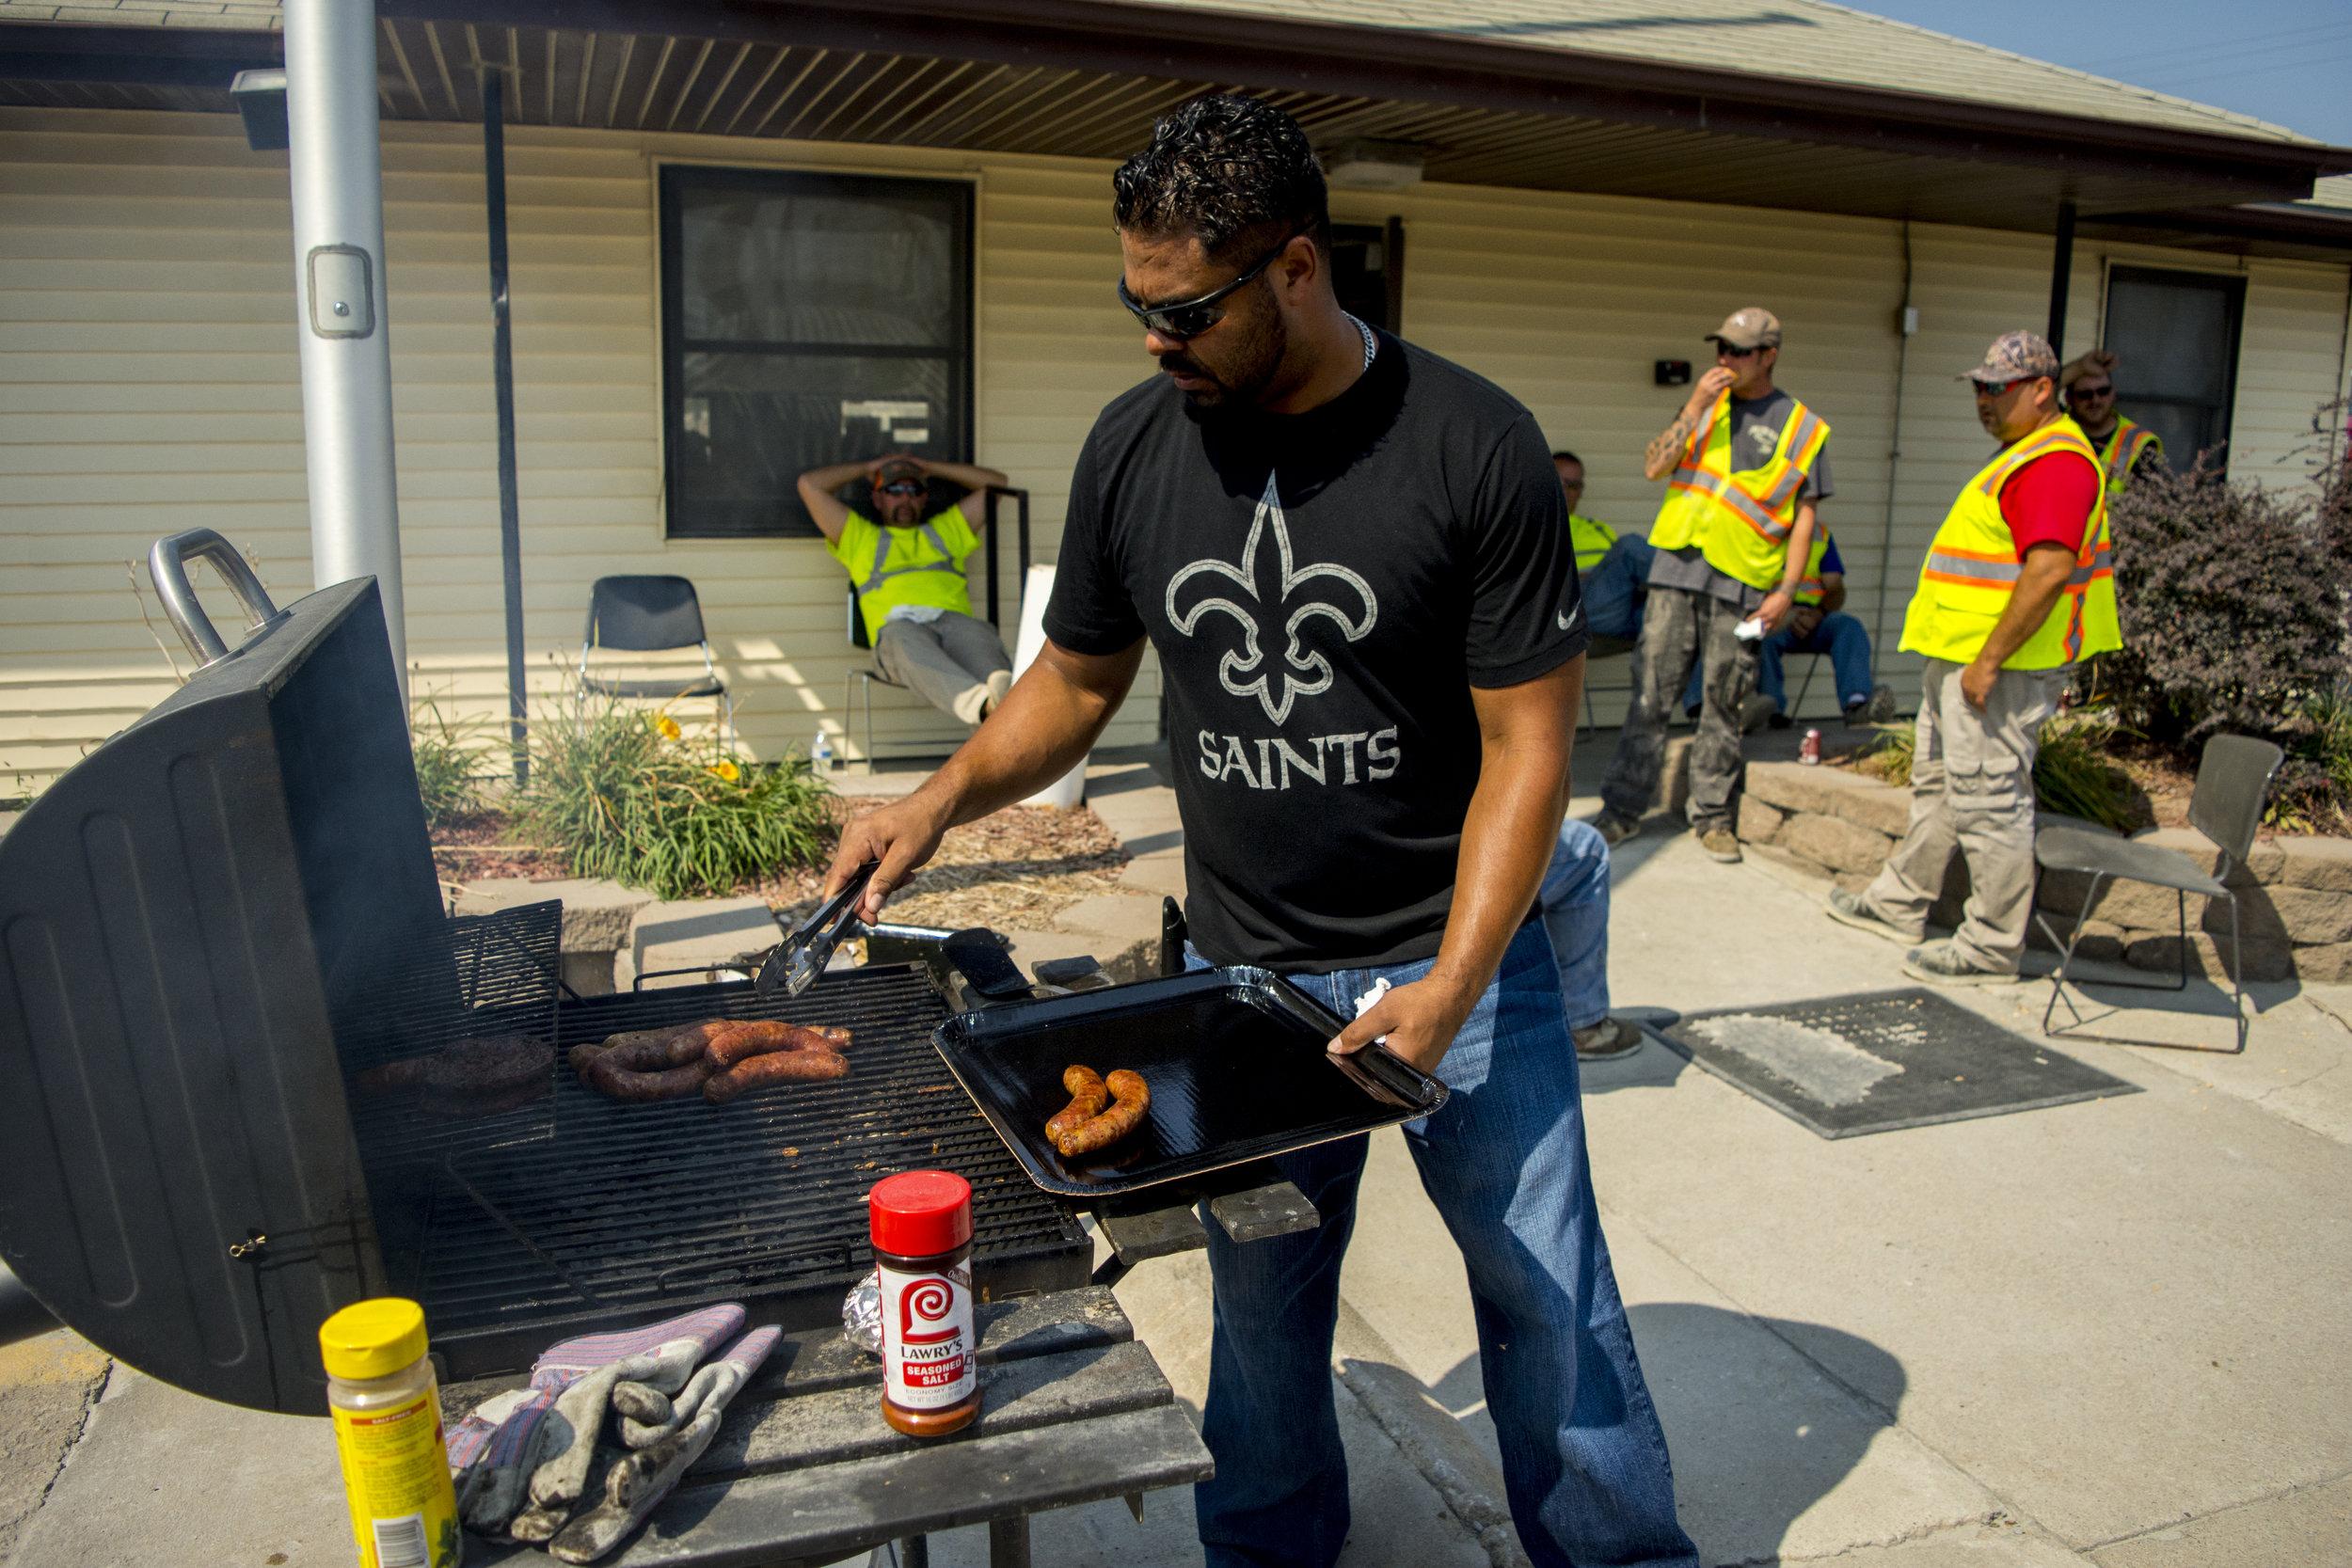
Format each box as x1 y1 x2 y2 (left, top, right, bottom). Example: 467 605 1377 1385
1012 562 1087 808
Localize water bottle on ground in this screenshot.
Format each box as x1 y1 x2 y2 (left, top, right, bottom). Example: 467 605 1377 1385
812 730 834 771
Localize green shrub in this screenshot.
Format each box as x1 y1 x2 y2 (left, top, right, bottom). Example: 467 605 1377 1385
517 705 834 899
1851 711 2141 835
2268 690 2352 833
2098 461 2348 747
412 686 489 830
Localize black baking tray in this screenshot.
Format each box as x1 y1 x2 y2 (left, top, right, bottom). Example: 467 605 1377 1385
930 967 1449 1198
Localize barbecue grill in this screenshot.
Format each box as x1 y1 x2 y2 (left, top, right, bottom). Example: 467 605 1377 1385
0 534 1089 1416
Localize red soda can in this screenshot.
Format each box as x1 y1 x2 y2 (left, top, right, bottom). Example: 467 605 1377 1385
1799 728 1822 766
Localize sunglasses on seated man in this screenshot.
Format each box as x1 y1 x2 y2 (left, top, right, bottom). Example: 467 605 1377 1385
876 479 926 497
1116 230 1296 339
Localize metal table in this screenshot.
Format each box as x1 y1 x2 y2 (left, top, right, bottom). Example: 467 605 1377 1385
455 1285 1211 1568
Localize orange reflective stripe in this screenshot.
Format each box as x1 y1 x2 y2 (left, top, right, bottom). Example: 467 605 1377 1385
1760 409 1828 509
1670 467 1790 541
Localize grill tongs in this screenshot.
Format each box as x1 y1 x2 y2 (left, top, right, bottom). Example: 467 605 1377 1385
755 860 879 999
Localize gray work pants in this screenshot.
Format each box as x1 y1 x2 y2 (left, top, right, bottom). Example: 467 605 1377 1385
1860 658 2062 973
1600 584 1756 832
874 610 1012 725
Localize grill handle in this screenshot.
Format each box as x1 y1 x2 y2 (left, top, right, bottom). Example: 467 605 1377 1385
148 529 290 667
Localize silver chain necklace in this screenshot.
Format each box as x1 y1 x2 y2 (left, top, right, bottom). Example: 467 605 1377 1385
1344 312 1376 371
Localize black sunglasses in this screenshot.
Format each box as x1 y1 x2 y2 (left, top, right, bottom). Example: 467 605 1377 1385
1116 231 1295 339
877 480 926 496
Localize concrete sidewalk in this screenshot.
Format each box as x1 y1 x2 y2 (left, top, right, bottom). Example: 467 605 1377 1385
8 740 2350 1566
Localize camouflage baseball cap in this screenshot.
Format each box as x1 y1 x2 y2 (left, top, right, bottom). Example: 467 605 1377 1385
875 458 925 486
1958 330 2059 385
1706 307 1781 350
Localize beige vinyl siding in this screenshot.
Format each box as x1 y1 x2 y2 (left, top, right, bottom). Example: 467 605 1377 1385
0 107 1162 785
5 105 2347 784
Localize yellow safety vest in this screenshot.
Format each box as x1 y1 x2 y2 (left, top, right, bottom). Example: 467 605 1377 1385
2094 418 2163 497
827 509 978 643
1899 417 2121 669
1793 530 1833 608
1569 514 1617 575
1648 390 1832 592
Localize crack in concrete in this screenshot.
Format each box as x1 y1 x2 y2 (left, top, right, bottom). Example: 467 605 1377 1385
2079 1464 2352 1555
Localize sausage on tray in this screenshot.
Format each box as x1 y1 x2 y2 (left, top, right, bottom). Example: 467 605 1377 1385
703 1049 850 1104
704 1021 854 1069
1043 1066 1109 1144
1054 1069 1150 1158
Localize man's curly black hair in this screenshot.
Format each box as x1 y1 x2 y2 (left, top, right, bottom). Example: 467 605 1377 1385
1111 94 1330 263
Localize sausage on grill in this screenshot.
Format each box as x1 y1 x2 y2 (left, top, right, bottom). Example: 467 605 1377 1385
1043 1066 1109 1144
1054 1069 1150 1158
703 1049 850 1104
573 1032 718 1101
705 1022 853 1069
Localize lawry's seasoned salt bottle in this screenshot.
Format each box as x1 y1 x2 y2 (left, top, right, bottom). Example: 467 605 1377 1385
320 1297 462 1568
869 1170 980 1436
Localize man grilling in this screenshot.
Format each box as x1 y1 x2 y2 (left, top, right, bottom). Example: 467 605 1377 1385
823 96 1696 1568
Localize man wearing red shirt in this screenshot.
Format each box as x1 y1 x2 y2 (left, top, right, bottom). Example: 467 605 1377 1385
1826 331 2121 983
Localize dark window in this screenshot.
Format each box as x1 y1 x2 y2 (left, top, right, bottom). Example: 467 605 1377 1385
2102 265 2245 471
1329 218 1405 334
659 166 974 539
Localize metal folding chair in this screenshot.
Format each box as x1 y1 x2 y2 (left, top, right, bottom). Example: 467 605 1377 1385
2034 733 2283 1054
578 575 730 743
844 584 909 768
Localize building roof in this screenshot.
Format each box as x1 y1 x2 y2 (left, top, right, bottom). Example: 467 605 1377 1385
0 0 2322 146
1117 0 2312 145
3 0 2347 245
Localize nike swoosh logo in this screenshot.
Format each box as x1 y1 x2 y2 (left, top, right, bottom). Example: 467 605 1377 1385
1558 610 1576 630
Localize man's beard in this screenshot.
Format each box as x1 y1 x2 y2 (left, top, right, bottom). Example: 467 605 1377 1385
1161 306 1287 411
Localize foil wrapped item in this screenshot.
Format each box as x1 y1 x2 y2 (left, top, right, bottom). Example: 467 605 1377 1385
842 1267 882 1356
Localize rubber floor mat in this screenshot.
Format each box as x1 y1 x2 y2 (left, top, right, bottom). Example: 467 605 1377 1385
1654 987 2139 1138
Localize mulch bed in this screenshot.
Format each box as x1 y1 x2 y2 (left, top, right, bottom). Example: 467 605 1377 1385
431 793 1129 934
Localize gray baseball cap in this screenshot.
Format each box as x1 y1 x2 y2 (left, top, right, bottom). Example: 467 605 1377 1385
1958 330 2059 385
1706 308 1781 350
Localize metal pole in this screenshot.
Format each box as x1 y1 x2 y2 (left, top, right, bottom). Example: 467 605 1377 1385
485 70 528 784
2046 200 2076 357
283 0 405 690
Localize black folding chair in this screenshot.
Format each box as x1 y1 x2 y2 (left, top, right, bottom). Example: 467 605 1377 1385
578 575 730 743
843 584 908 767
2034 733 2283 1054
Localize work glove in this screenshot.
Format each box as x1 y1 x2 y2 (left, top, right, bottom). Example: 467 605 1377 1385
549 1325 783 1564
459 1303 745 1539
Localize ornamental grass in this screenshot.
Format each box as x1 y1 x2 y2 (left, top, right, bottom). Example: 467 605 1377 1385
517 702 834 900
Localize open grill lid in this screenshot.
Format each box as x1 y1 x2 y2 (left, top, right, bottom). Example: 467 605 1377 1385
0 571 438 1413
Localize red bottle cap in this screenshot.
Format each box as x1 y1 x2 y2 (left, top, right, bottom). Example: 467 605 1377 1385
868 1170 973 1257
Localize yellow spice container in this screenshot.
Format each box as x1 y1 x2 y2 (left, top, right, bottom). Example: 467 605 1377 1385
319 1298 463 1568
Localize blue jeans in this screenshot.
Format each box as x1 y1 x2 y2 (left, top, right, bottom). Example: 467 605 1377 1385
1539 818 1612 1032
1581 536 1655 643
1760 611 1874 711
1191 923 1697 1568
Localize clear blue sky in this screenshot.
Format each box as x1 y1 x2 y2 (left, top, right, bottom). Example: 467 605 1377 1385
1848 3 2352 150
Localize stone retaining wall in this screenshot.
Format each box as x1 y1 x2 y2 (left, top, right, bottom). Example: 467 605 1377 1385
1738 761 2352 983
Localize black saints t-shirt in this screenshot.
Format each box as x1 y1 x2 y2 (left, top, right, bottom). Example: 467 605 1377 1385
1044 331 1587 973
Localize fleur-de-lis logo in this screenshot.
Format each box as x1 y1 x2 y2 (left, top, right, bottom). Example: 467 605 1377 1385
1165 475 1378 724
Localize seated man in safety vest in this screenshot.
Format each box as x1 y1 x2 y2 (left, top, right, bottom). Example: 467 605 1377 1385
1558 448 1653 651
1751 531 1897 729
2058 349 2166 494
1826 331 2120 984
1594 307 1829 863
796 453 1015 726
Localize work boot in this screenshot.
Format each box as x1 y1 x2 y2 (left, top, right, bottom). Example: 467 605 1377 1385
1593 810 1641 847
1901 940 2020 987
1845 685 1898 725
1825 887 1924 945
1700 827 1742 863
1573 1017 1645 1060
1740 694 1778 735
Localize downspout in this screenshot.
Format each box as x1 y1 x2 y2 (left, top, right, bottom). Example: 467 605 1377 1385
1873 219 1914 673
484 69 528 784
2046 199 2076 356
284 0 405 690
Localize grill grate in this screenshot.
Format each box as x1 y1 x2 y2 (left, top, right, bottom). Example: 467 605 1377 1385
374 962 1087 1379
337 901 564 1164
